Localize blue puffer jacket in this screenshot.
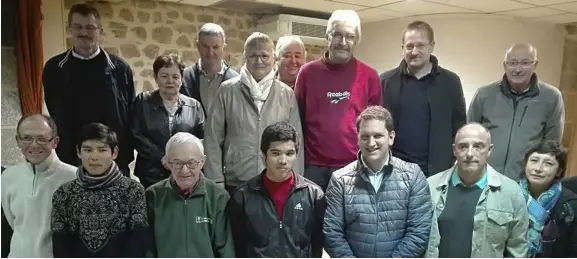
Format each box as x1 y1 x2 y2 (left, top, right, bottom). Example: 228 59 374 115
324 155 433 258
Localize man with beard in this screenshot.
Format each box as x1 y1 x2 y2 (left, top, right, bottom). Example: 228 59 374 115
294 10 382 192
425 123 529 257
468 43 565 181
43 3 135 176
1 114 76 257
380 21 466 177
180 23 239 115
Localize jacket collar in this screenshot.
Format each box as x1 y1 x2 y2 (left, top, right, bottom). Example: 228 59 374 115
25 149 60 176
167 174 206 198
398 54 441 76
436 164 502 189
58 46 116 69
248 169 307 191
499 73 540 98
151 90 185 111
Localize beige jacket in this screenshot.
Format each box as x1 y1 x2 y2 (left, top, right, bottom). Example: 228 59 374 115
204 76 304 187
425 164 529 258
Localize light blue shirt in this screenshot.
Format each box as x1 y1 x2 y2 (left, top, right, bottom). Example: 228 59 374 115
451 168 488 189
361 154 390 192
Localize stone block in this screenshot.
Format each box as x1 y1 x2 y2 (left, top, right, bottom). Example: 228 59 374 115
131 26 148 41
119 8 134 22
152 26 173 44
182 50 197 65
198 14 214 23
153 12 162 23
167 10 179 19
176 35 192 48
133 60 145 67
218 17 231 26
137 0 157 10
109 21 128 38
140 68 154 79
236 19 244 30
1 128 25 167
174 24 196 35
138 11 150 23
183 12 195 23
143 80 156 92
142 44 160 60
120 44 141 59
104 47 119 56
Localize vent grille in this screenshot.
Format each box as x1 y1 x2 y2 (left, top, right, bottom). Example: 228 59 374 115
291 22 326 38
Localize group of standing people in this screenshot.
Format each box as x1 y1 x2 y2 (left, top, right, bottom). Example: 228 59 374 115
2 2 577 258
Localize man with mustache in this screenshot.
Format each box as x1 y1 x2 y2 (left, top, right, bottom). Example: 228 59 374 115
425 123 529 258
294 10 382 192
468 43 565 181
380 21 466 177
1 114 76 257
43 3 135 176
180 23 239 115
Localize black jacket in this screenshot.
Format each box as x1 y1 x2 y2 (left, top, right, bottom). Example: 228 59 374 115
42 48 135 173
131 90 205 183
228 171 325 258
180 61 239 115
380 55 466 176
563 176 577 194
541 187 577 257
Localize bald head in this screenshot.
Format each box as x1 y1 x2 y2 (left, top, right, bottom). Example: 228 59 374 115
455 123 491 144
504 43 537 62
17 114 57 137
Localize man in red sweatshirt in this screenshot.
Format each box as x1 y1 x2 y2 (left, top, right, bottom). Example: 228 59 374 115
294 9 383 191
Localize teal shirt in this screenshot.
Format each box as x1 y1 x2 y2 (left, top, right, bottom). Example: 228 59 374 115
451 168 488 189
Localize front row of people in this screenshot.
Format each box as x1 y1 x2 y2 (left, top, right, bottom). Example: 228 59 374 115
2 108 577 258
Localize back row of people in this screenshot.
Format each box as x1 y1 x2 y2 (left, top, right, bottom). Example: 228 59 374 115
2 110 576 258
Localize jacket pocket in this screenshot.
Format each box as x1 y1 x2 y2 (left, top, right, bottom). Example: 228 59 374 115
486 209 513 245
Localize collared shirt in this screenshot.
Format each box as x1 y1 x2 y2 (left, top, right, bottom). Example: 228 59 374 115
198 59 227 112
451 168 488 189
71 47 101 60
361 153 390 191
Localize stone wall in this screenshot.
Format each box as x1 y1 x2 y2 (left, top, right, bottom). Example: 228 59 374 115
560 24 577 177
1 0 25 166
63 0 327 93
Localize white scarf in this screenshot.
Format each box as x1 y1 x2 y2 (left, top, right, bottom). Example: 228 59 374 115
240 65 276 112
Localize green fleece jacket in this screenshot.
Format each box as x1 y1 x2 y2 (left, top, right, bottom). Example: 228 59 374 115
145 176 235 258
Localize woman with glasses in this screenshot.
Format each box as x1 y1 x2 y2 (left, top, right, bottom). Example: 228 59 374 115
520 141 577 258
131 54 205 189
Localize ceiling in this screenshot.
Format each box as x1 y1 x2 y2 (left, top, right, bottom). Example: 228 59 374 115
163 0 577 24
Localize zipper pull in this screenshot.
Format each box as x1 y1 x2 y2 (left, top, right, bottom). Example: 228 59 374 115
279 221 283 229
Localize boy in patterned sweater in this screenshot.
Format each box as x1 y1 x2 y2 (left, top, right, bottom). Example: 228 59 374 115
51 123 150 257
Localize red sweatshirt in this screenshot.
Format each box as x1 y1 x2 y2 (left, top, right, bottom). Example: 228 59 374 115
294 55 382 168
263 172 295 219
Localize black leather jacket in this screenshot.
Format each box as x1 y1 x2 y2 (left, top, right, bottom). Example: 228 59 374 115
229 171 325 258
541 187 577 257
131 90 205 183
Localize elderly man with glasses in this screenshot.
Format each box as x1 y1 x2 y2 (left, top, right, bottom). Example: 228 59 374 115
467 43 565 181
1 114 76 257
145 132 235 258
204 32 304 196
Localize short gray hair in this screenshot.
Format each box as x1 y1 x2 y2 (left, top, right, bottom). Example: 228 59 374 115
275 35 306 58
165 132 204 156
197 23 226 42
326 9 362 43
244 32 274 56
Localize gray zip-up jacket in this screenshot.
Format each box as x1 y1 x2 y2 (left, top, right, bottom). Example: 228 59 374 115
467 74 564 180
204 75 304 187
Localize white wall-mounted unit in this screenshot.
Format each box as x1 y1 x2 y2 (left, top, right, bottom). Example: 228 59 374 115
254 14 328 46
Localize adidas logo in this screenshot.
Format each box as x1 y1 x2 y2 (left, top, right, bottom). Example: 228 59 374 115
294 203 303 210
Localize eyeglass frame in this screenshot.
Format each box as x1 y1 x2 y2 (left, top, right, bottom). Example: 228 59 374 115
169 158 204 171
16 135 56 145
504 59 536 69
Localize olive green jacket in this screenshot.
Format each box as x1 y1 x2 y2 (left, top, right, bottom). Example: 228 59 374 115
145 176 235 258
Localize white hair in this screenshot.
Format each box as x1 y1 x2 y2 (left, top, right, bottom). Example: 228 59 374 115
198 22 226 42
275 35 306 58
326 9 362 43
165 132 204 156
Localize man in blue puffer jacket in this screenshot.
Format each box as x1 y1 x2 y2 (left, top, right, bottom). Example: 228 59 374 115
324 106 433 258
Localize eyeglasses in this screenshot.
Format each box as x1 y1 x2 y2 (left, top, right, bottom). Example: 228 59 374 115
247 54 271 62
505 60 535 68
403 43 430 51
329 32 356 42
17 136 54 145
169 159 202 171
